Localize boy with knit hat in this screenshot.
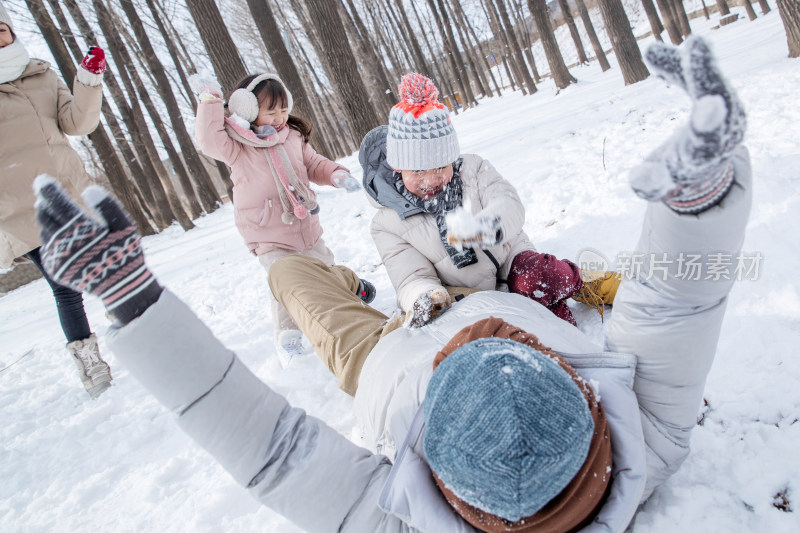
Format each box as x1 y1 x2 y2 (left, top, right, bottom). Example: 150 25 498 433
361 72 605 328
31 37 749 531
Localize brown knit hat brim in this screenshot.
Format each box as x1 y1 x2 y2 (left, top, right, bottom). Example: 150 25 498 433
430 317 613 533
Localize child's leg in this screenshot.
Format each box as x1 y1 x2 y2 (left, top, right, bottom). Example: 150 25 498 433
507 251 584 326
268 255 391 396
258 249 300 337
258 239 337 339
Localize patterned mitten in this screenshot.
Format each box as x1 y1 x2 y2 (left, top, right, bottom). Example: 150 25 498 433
630 37 746 214
405 289 451 328
34 176 163 325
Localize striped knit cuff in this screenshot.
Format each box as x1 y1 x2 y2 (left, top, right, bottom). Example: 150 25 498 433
665 160 735 215
104 271 163 325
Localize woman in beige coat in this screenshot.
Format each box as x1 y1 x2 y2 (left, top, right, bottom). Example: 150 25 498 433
0 5 111 398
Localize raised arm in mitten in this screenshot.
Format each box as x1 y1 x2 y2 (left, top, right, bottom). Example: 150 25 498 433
629 37 746 214
34 176 162 325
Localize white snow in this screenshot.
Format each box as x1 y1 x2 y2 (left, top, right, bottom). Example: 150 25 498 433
2 10 799 533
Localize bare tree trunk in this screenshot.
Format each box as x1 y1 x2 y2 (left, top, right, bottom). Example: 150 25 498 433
743 0 759 20
408 0 451 88
183 0 247 92
777 0 800 57
92 0 196 229
655 0 684 44
51 0 172 231
672 0 693 35
757 0 771 15
97 0 203 219
641 0 665 41
337 3 391 121
245 0 336 160
144 0 233 202
491 0 537 93
596 0 650 85
445 0 490 98
508 0 541 82
347 0 398 108
716 0 731 16
304 0 383 142
528 0 577 89
453 0 498 96
116 0 221 213
700 0 711 19
430 0 478 106
25 0 153 234
557 0 589 64
576 0 611 71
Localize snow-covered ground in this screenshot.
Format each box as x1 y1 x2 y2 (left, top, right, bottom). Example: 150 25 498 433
2 9 799 533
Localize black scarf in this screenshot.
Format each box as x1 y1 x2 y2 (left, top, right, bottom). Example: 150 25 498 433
394 160 478 269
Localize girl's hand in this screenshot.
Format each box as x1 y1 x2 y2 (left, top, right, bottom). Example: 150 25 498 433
189 73 223 101
332 170 361 193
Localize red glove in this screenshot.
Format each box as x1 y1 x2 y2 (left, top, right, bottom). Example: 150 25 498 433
80 46 106 75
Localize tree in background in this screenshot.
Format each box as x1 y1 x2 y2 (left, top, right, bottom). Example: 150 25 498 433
528 0 577 89
596 0 650 84
776 0 800 57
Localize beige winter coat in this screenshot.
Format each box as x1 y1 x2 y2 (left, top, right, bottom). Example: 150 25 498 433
367 153 535 313
0 59 102 268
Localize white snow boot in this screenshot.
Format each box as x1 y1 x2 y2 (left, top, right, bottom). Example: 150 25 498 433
67 333 112 398
276 329 310 368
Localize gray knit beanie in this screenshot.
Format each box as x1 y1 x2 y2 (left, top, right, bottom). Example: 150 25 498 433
423 338 594 522
0 2 14 32
385 73 459 171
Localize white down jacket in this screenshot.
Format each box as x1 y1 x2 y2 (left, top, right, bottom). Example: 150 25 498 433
108 289 645 533
106 147 752 532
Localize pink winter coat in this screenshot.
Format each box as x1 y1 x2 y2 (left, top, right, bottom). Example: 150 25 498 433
194 99 346 255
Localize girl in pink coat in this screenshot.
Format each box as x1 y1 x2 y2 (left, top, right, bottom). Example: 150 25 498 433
193 73 373 364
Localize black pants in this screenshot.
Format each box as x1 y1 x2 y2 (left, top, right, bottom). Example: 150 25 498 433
27 247 92 343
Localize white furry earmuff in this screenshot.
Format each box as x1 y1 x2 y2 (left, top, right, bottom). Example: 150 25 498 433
227 73 294 123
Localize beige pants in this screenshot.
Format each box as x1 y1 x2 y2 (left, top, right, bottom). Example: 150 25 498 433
268 255 405 395
268 254 483 395
258 239 335 338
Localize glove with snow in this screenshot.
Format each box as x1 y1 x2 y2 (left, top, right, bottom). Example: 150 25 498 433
189 72 223 101
629 36 746 214
34 176 163 325
405 288 451 328
77 46 106 87
332 170 362 193
445 206 503 250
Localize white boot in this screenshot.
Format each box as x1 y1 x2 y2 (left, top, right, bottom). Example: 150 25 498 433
276 329 310 368
66 333 112 398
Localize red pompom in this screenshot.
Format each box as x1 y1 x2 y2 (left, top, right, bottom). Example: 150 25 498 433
395 73 444 118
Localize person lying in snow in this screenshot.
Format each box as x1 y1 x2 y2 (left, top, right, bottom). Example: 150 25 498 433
32 37 750 532
360 72 620 328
